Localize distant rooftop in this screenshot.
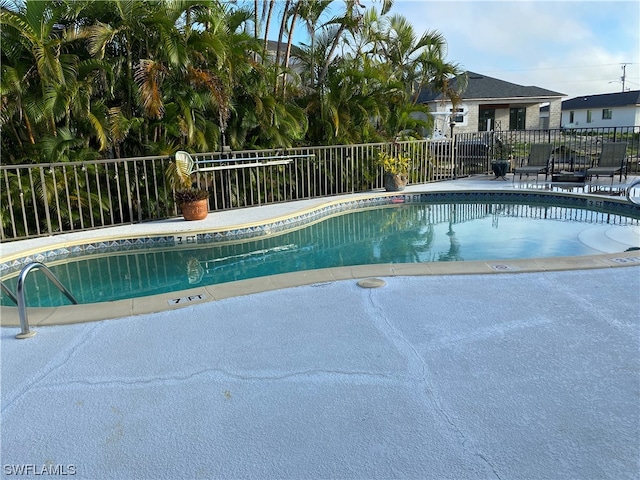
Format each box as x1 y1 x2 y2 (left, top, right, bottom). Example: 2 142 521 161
562 90 640 109
418 71 565 103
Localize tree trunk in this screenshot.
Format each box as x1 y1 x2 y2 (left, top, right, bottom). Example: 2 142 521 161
262 0 275 63
282 1 301 95
274 0 291 90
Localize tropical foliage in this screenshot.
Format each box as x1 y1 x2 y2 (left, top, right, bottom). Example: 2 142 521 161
1 0 466 164
377 151 409 175
0 0 466 237
174 188 210 204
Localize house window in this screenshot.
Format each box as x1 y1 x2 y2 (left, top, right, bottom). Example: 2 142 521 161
449 107 464 123
586 110 592 123
602 108 612 120
509 107 526 130
569 111 575 123
478 108 495 131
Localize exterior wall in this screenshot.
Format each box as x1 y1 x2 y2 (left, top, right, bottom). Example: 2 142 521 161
548 100 562 129
428 99 565 134
524 106 539 130
465 105 480 134
561 105 639 129
494 108 510 131
428 101 475 135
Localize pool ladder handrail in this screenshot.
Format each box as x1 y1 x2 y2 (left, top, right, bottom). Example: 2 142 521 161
12 262 78 339
1 280 18 304
627 179 640 205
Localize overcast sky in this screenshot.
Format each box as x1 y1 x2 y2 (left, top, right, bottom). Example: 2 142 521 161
389 0 640 98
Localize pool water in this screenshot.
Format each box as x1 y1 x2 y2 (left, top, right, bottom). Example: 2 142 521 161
3 202 639 307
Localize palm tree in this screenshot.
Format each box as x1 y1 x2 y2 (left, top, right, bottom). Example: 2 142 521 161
255 0 276 62
273 0 291 83
0 62 39 150
2 0 465 162
316 0 367 87
1 0 120 160
296 0 332 88
346 7 465 138
85 0 157 118
1 0 79 142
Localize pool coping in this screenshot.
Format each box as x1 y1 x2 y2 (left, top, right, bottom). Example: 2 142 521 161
2 251 640 327
1 184 639 327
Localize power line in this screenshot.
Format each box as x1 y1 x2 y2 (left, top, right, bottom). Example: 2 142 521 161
483 63 635 73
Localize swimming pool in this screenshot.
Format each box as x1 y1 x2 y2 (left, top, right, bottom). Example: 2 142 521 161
2 191 639 308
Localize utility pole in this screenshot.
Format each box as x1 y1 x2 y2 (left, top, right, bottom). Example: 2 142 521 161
621 64 627 92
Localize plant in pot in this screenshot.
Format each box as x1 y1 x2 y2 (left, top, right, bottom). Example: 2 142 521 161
490 135 512 180
378 151 410 192
166 151 209 220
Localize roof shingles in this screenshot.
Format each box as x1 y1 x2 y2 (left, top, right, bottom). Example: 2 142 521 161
562 90 640 109
418 71 565 103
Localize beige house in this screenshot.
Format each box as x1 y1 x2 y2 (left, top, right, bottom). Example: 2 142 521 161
418 71 565 136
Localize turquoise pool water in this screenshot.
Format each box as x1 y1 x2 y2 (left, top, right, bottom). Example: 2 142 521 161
2 201 639 307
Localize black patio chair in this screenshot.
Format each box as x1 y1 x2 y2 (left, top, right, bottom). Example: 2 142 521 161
513 143 554 184
586 142 628 184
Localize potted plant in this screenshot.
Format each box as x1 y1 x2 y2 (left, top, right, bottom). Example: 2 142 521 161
166 151 209 220
378 151 410 191
490 135 512 180
174 188 209 220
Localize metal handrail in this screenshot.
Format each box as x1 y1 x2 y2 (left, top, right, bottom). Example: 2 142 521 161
196 159 294 172
1 280 18 304
15 262 79 339
627 179 640 205
194 154 314 172
194 153 315 165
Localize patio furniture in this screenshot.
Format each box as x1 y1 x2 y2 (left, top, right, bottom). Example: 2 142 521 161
512 143 553 184
552 172 586 184
586 142 628 184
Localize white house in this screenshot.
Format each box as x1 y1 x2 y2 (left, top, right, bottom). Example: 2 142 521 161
561 90 640 129
418 71 565 135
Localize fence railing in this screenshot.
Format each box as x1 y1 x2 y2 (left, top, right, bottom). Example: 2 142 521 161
0 141 438 241
1 126 638 242
449 125 640 175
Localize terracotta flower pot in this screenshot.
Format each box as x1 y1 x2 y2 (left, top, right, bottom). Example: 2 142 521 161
384 173 408 192
180 198 208 221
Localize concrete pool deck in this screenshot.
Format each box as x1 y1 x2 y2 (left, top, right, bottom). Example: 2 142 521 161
1 176 640 479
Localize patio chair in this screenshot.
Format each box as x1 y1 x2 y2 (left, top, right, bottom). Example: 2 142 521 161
586 142 628 184
512 143 553 184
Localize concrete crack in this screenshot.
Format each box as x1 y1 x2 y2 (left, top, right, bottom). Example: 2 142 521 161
366 289 502 479
1 322 102 415
25 367 408 391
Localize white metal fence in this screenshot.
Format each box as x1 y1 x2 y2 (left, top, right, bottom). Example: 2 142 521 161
1 127 638 241
1 140 437 241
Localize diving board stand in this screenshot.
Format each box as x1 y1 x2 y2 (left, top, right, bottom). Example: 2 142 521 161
175 151 315 174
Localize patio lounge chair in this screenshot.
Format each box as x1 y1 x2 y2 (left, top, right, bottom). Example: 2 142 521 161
512 143 553 183
586 142 628 184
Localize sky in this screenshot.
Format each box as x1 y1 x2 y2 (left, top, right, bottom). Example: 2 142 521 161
386 0 640 99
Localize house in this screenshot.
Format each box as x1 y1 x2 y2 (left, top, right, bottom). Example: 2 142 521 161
561 90 640 129
264 39 304 74
417 71 565 135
